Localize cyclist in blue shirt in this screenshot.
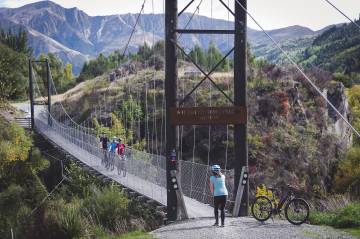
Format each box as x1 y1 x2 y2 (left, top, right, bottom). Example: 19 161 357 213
209 164 228 227
107 137 118 170
108 137 118 153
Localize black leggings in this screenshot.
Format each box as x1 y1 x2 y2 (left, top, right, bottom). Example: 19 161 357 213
214 195 227 224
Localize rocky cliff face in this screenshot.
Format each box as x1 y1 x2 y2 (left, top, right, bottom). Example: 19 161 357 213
0 1 323 74
247 66 353 194
326 83 352 147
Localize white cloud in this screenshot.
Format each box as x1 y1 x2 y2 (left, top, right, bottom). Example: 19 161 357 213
0 0 359 30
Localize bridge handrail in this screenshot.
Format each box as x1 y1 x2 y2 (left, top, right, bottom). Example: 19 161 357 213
34 109 234 207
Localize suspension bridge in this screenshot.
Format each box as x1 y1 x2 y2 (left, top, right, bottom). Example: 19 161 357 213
13 0 360 230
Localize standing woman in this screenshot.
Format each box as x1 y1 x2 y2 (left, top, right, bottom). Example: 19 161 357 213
209 164 228 227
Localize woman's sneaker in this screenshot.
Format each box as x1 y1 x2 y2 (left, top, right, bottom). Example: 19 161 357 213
213 222 219 226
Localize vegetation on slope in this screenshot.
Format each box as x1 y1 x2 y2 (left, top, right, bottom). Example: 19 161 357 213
252 35 315 65
59 46 354 199
0 28 76 101
300 19 360 87
77 40 231 83
333 85 360 197
0 111 161 238
0 29 30 100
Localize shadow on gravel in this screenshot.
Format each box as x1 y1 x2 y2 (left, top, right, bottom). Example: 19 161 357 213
228 220 300 229
157 225 213 233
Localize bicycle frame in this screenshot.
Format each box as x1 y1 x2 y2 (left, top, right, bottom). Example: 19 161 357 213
275 189 294 212
252 185 309 225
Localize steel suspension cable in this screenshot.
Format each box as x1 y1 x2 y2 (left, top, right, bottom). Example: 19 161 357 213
122 0 147 59
151 0 159 156
48 68 84 129
323 0 360 30
178 0 204 41
93 0 146 134
233 0 360 138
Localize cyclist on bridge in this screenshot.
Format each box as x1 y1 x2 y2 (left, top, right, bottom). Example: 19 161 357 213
116 138 126 156
100 133 109 166
107 136 118 170
116 138 126 176
209 164 228 227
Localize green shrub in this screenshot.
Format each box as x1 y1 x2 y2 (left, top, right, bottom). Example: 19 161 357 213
0 122 32 168
58 200 89 238
333 72 352 88
44 199 89 239
334 147 360 197
309 202 360 228
117 231 154 239
83 187 129 231
309 211 337 226
332 203 360 228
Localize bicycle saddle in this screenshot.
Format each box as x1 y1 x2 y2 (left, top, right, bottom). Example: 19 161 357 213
287 184 299 191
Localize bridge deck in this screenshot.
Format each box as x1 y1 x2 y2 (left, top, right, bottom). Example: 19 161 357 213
41 122 213 218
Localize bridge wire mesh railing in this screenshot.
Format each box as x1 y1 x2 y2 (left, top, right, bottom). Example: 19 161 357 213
34 109 167 203
34 107 235 208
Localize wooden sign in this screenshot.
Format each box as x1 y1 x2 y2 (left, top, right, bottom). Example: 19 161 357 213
170 106 247 125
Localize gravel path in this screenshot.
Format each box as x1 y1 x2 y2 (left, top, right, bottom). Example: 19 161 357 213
152 217 354 239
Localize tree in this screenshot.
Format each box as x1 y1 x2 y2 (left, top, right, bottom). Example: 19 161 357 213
348 85 360 145
64 63 73 82
153 40 165 57
137 42 152 63
0 44 28 100
207 42 224 70
0 28 32 56
189 45 206 68
33 53 74 93
334 146 360 197
0 119 32 173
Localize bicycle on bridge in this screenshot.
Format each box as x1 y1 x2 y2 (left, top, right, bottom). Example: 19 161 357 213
251 184 310 225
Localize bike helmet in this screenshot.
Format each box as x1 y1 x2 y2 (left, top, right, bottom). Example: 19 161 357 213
211 165 221 172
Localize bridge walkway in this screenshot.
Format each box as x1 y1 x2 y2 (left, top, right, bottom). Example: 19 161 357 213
34 112 213 218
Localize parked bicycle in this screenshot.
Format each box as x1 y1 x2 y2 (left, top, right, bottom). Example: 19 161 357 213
251 184 310 225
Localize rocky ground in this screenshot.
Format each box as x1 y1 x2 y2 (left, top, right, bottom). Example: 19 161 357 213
152 217 354 239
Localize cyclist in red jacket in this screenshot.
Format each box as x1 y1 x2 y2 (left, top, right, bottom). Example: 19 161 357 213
116 138 126 176
116 138 126 156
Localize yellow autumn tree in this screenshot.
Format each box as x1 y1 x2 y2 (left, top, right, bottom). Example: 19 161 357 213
334 147 360 196
348 85 360 145
0 120 32 171
64 63 73 82
111 113 132 144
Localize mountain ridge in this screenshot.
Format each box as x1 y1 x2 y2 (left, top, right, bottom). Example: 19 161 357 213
0 1 331 74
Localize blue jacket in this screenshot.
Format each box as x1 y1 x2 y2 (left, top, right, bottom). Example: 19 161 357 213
108 141 117 152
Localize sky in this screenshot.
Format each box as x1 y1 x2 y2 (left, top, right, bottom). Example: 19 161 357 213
0 0 359 30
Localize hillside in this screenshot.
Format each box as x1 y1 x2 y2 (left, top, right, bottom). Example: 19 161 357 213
299 20 360 84
0 1 325 74
51 56 354 196
252 35 315 65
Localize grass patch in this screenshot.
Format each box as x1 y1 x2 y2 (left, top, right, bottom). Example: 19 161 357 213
343 228 360 238
117 231 154 239
309 211 337 226
309 202 360 235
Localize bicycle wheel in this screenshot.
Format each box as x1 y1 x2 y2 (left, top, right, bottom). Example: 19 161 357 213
251 196 273 222
285 198 309 225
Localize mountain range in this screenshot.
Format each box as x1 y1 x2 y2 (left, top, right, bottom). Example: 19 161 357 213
0 1 334 74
